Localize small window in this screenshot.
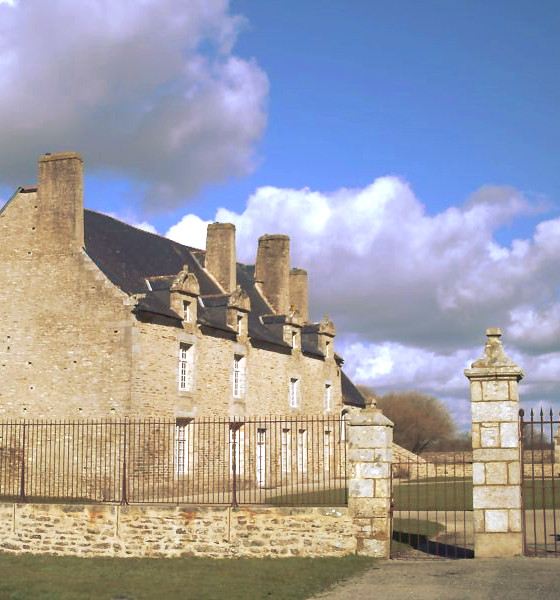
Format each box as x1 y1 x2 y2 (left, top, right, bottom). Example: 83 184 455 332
183 300 191 321
179 343 194 391
325 341 331 358
289 378 299 408
233 354 245 398
237 314 243 335
292 331 298 349
175 421 192 474
324 383 332 411
281 428 292 473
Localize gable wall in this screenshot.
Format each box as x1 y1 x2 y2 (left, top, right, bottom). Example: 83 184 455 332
0 190 135 418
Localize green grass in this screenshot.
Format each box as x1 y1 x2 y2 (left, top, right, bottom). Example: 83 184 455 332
392 517 443 538
393 479 472 511
267 487 347 506
393 477 560 511
0 555 374 600
523 478 560 509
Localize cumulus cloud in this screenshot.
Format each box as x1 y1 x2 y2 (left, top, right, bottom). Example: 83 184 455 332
0 0 268 210
166 178 560 415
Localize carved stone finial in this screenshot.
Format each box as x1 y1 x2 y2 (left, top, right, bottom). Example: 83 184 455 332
465 327 523 381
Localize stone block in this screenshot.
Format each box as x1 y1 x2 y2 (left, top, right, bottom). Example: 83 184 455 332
474 510 485 533
481 380 509 402
471 401 518 423
480 425 500 448
473 448 520 462
484 510 508 532
508 462 520 485
472 423 481 449
348 480 374 498
475 532 523 557
473 485 521 509
485 462 508 485
500 422 519 448
508 381 519 402
470 381 482 402
473 462 485 485
357 537 389 558
374 479 391 499
348 498 389 518
349 427 390 449
357 462 390 479
347 448 377 463
508 509 522 532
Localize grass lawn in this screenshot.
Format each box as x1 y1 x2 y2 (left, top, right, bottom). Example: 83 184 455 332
393 477 560 511
268 487 347 506
0 554 373 600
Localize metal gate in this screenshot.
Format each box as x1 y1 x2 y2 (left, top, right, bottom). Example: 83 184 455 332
390 450 474 559
519 408 560 557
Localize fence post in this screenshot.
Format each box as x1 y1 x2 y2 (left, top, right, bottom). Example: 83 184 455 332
464 327 523 557
347 399 393 557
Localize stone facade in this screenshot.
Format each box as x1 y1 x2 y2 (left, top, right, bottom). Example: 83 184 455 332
0 503 356 558
0 152 359 421
465 327 523 558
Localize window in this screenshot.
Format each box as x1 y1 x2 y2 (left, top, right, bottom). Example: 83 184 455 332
281 428 292 473
324 430 332 472
229 428 245 475
324 384 332 412
256 428 267 487
233 355 245 398
340 410 348 441
175 422 191 475
179 343 194 391
298 429 308 473
325 341 331 358
183 300 191 321
237 314 243 335
289 378 299 408
291 330 298 349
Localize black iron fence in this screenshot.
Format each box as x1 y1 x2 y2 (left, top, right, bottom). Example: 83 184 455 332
0 417 347 507
519 408 560 557
391 451 474 559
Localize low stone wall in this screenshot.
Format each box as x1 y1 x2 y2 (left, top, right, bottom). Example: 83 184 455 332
0 503 356 558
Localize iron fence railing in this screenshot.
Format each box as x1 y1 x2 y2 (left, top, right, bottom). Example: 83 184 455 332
519 408 560 557
0 417 347 507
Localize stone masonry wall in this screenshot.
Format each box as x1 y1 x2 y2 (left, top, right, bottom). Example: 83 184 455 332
131 318 342 419
0 503 355 558
0 186 135 419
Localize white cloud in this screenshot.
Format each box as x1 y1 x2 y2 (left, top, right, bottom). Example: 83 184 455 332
165 213 211 249
0 0 268 209
165 178 560 416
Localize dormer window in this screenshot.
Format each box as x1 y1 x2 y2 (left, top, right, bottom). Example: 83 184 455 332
237 314 243 335
183 300 191 322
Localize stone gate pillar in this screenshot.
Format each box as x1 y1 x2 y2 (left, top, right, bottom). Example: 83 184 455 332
464 328 523 557
347 400 393 557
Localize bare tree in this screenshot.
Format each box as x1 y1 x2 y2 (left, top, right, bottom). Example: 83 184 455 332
360 389 456 454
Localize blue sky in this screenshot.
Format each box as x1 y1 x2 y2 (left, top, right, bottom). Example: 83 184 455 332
1 0 560 427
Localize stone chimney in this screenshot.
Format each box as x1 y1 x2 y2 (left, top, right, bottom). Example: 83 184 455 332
289 268 309 322
38 152 84 252
205 223 236 294
255 234 290 315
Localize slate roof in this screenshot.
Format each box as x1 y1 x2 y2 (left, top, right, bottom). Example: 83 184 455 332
84 210 310 352
341 371 367 408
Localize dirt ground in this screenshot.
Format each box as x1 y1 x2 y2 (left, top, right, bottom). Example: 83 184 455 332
310 558 560 600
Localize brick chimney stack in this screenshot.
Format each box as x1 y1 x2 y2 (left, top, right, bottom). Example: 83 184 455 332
255 234 290 315
205 223 237 294
37 152 84 252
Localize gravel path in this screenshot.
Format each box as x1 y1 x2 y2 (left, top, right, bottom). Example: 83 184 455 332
310 558 560 600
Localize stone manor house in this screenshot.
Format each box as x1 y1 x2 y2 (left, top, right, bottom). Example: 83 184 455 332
0 152 365 424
